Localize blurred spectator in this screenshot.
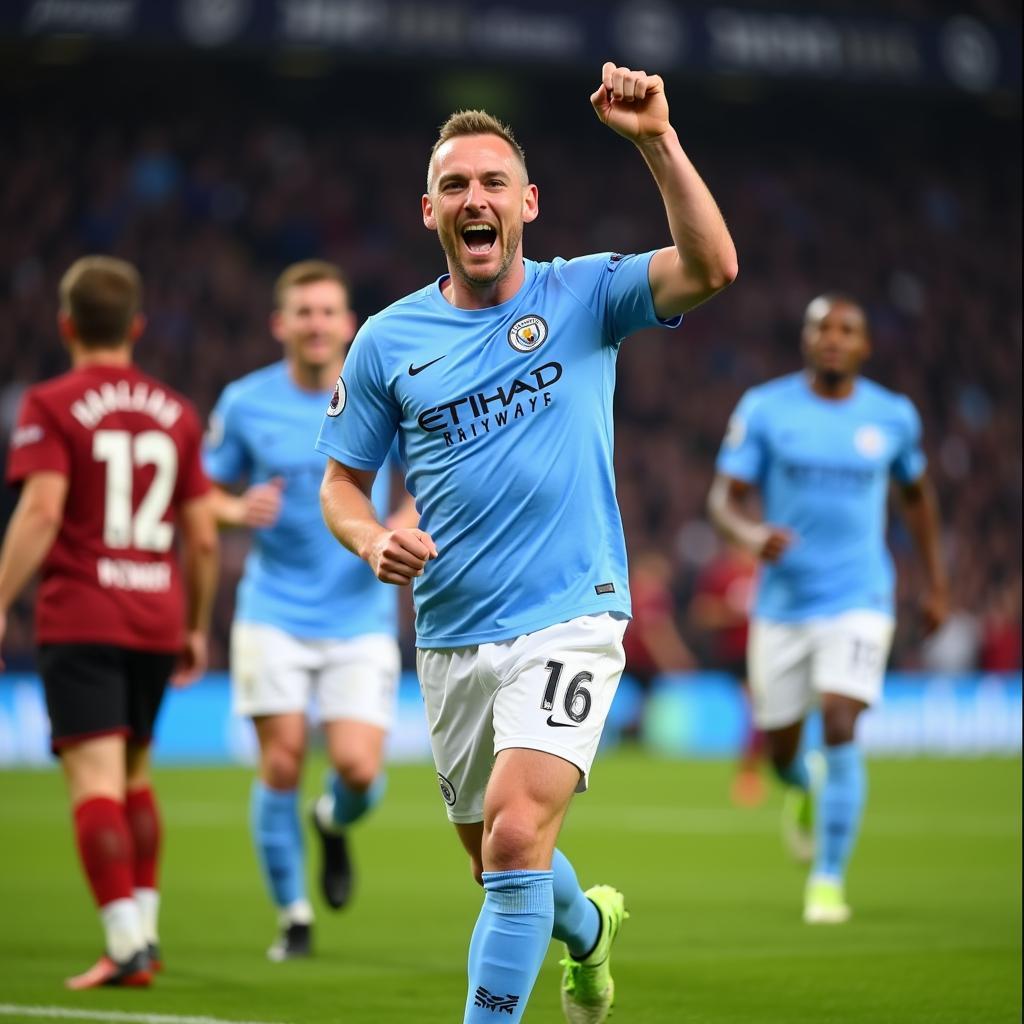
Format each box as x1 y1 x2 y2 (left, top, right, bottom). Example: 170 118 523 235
0 61 1019 673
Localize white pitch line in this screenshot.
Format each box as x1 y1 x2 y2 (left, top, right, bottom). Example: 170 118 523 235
0 1006 289 1024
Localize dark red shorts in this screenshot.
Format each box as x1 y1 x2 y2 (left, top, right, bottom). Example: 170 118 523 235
37 644 175 755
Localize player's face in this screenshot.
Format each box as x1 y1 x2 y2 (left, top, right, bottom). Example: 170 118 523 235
271 280 355 369
802 301 869 379
422 134 538 288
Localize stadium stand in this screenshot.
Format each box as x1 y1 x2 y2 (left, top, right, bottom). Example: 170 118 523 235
0 55 1019 673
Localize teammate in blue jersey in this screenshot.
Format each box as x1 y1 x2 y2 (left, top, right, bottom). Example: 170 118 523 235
316 65 737 1023
709 293 948 924
203 261 415 961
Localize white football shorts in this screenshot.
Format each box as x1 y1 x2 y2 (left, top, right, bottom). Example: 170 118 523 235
231 621 399 729
416 613 628 824
747 609 895 730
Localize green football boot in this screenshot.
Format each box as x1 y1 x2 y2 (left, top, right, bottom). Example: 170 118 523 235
803 875 851 924
559 885 628 1024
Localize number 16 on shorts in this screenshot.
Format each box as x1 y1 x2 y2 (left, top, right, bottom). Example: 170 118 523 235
417 613 628 823
541 660 593 725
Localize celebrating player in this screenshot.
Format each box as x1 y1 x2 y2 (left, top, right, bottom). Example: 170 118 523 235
316 64 737 1023
0 256 218 988
708 293 948 923
204 260 414 961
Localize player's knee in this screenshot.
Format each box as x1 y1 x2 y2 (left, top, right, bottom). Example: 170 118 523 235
483 811 543 870
822 714 857 747
822 704 860 746
261 745 303 790
334 758 377 794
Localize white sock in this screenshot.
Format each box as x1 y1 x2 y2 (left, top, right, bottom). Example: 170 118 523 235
281 898 313 927
134 887 160 945
100 897 145 962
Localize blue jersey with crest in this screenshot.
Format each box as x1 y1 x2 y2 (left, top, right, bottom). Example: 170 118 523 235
716 372 926 622
204 361 396 639
316 253 679 648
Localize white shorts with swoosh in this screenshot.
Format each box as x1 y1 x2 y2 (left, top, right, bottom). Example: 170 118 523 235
416 613 627 823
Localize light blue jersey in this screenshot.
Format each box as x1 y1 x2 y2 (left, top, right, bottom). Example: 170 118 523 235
204 361 396 639
716 372 926 621
316 253 679 648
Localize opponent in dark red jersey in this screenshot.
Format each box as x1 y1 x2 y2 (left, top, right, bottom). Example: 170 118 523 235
0 256 219 989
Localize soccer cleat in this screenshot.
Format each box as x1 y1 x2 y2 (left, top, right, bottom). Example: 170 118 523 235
311 801 354 910
781 786 815 864
559 885 628 1024
147 942 163 973
803 876 851 925
65 949 152 990
267 921 312 962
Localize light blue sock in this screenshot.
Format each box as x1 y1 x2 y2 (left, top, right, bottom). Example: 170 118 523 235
328 772 386 827
775 751 811 791
813 742 866 881
250 781 305 908
465 870 553 1023
551 849 600 958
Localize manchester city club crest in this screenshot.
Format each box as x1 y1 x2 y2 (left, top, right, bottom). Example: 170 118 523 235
507 314 548 353
854 424 885 458
437 772 457 807
326 374 346 417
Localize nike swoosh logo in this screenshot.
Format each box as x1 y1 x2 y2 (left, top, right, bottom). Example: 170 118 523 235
409 355 446 376
546 716 579 728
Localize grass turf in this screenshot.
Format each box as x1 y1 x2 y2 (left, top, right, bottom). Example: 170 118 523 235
0 752 1019 1023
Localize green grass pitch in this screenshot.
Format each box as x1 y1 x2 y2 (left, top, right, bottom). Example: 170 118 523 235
0 752 1019 1023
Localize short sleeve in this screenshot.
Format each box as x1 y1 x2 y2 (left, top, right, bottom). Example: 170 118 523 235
557 251 682 346
5 389 70 485
715 390 767 485
315 321 400 470
891 397 927 484
202 385 250 484
385 435 403 471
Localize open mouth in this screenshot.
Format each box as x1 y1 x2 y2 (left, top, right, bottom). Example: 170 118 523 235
461 223 497 255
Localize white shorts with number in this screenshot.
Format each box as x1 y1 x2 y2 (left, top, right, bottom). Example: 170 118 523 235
748 609 895 730
231 621 400 729
416 613 628 824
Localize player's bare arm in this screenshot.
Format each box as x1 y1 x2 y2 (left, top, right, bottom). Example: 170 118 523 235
174 492 219 686
209 478 284 529
0 471 68 669
385 490 421 532
590 61 738 318
320 458 436 586
896 474 949 634
707 473 793 563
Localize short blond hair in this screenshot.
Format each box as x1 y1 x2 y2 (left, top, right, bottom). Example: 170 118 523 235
59 255 141 348
427 109 528 191
273 260 349 310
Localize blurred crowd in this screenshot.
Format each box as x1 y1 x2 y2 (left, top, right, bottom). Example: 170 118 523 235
0 62 1019 674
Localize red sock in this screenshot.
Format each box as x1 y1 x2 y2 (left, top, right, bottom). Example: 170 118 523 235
73 796 135 907
125 786 161 890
